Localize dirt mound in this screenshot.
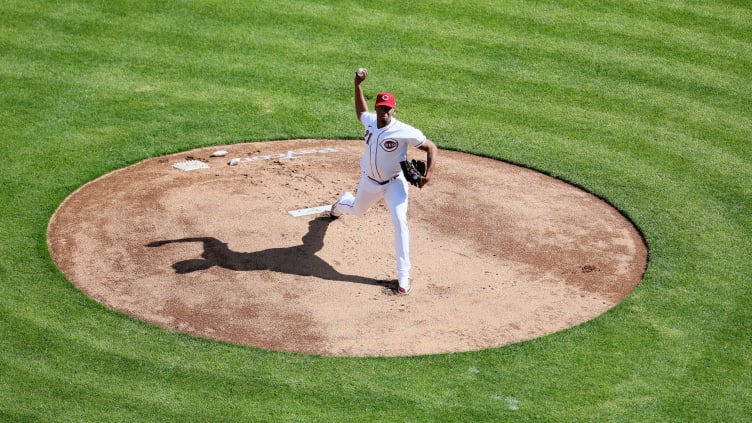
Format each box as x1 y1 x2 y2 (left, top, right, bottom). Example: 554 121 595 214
48 139 647 356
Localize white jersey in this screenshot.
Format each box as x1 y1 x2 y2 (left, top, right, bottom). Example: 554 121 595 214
359 112 426 182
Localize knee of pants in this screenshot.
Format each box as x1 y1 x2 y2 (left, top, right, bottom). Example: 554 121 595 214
389 209 409 233
392 217 409 236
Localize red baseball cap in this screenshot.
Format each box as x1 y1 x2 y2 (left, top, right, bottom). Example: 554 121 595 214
375 92 396 109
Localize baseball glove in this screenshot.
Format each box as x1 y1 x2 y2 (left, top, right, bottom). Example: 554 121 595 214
400 159 427 188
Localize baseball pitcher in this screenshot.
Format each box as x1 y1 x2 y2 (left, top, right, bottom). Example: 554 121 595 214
331 68 438 295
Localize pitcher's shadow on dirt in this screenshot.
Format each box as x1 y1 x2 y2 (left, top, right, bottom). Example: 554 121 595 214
146 216 391 288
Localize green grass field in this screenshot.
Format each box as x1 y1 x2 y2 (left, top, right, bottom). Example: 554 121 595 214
1 0 750 421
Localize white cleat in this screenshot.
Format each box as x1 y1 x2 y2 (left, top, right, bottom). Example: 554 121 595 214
397 277 412 295
330 192 353 219
330 202 341 219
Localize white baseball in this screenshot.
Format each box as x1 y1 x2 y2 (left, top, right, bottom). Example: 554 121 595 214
356 68 366 77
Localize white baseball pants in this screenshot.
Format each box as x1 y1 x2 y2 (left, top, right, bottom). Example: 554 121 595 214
335 172 411 280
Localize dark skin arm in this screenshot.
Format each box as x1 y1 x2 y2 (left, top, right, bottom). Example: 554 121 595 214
354 69 368 119
418 139 438 186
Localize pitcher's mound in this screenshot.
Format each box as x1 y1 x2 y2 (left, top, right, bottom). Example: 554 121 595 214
48 139 647 356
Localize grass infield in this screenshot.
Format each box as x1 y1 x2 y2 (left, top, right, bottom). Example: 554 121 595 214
1 1 750 421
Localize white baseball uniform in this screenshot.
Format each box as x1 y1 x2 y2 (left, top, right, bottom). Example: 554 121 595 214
334 112 427 281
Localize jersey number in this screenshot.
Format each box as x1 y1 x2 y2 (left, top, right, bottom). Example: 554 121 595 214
364 130 373 145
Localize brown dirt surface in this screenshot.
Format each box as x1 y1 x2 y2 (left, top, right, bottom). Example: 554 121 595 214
47 139 647 357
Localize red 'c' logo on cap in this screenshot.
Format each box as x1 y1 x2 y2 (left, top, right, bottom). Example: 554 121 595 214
382 95 390 101
382 140 398 151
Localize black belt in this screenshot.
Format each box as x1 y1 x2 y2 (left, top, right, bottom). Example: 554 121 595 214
368 175 399 185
